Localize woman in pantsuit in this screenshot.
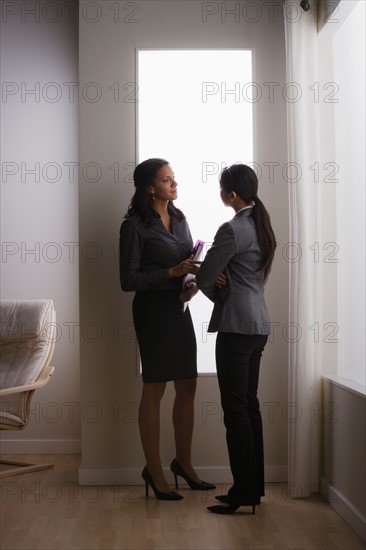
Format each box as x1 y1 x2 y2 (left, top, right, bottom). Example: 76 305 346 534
196 164 276 514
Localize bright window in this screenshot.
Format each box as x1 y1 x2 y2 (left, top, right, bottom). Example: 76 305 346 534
137 49 253 373
333 1 365 387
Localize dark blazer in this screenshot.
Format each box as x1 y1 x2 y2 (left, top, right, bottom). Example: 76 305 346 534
196 207 271 334
119 210 193 292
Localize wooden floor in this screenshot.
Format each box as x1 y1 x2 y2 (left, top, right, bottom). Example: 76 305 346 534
0 455 365 550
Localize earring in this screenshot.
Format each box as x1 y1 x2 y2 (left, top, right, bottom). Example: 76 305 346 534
151 194 155 200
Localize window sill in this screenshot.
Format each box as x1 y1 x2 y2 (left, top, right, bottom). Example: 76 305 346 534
321 375 366 398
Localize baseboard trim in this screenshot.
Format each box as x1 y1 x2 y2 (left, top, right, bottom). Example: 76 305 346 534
265 466 288 483
0 439 288 486
321 477 366 543
78 465 288 486
0 439 81 454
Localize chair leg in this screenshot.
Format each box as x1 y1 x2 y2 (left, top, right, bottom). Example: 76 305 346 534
0 459 54 479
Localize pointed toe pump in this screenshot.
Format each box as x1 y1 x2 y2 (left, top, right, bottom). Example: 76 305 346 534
215 495 231 504
170 459 216 491
141 467 183 501
215 494 261 505
207 503 257 515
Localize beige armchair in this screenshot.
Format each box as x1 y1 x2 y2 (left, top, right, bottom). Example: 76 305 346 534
0 299 56 478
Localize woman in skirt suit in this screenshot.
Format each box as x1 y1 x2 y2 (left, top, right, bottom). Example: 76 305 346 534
119 158 215 500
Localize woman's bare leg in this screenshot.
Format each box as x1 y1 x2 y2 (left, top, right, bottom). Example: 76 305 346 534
139 381 171 492
172 378 201 482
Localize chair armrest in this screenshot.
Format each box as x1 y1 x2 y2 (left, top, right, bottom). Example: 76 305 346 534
0 366 55 396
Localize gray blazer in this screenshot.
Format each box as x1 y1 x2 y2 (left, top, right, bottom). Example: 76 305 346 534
196 207 271 334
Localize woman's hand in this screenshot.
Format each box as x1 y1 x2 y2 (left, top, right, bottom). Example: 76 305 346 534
215 273 227 288
167 255 201 278
179 282 199 304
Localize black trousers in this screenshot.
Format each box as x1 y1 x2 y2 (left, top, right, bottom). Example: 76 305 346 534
216 332 268 504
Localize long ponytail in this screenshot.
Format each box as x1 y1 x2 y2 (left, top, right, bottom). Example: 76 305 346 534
252 196 276 281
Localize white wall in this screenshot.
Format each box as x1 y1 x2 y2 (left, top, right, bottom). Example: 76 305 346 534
0 0 80 452
0 0 289 479
78 0 289 484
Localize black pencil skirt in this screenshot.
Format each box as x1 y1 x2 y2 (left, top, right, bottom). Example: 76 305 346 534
132 290 198 383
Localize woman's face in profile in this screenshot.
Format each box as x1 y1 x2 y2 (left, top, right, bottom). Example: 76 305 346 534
151 164 178 201
220 181 231 206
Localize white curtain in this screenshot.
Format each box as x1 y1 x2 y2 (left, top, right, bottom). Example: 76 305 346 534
283 0 322 497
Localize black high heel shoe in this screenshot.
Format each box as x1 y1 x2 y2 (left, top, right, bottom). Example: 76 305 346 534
215 495 231 503
215 495 261 505
170 459 216 491
141 466 183 500
207 503 257 515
